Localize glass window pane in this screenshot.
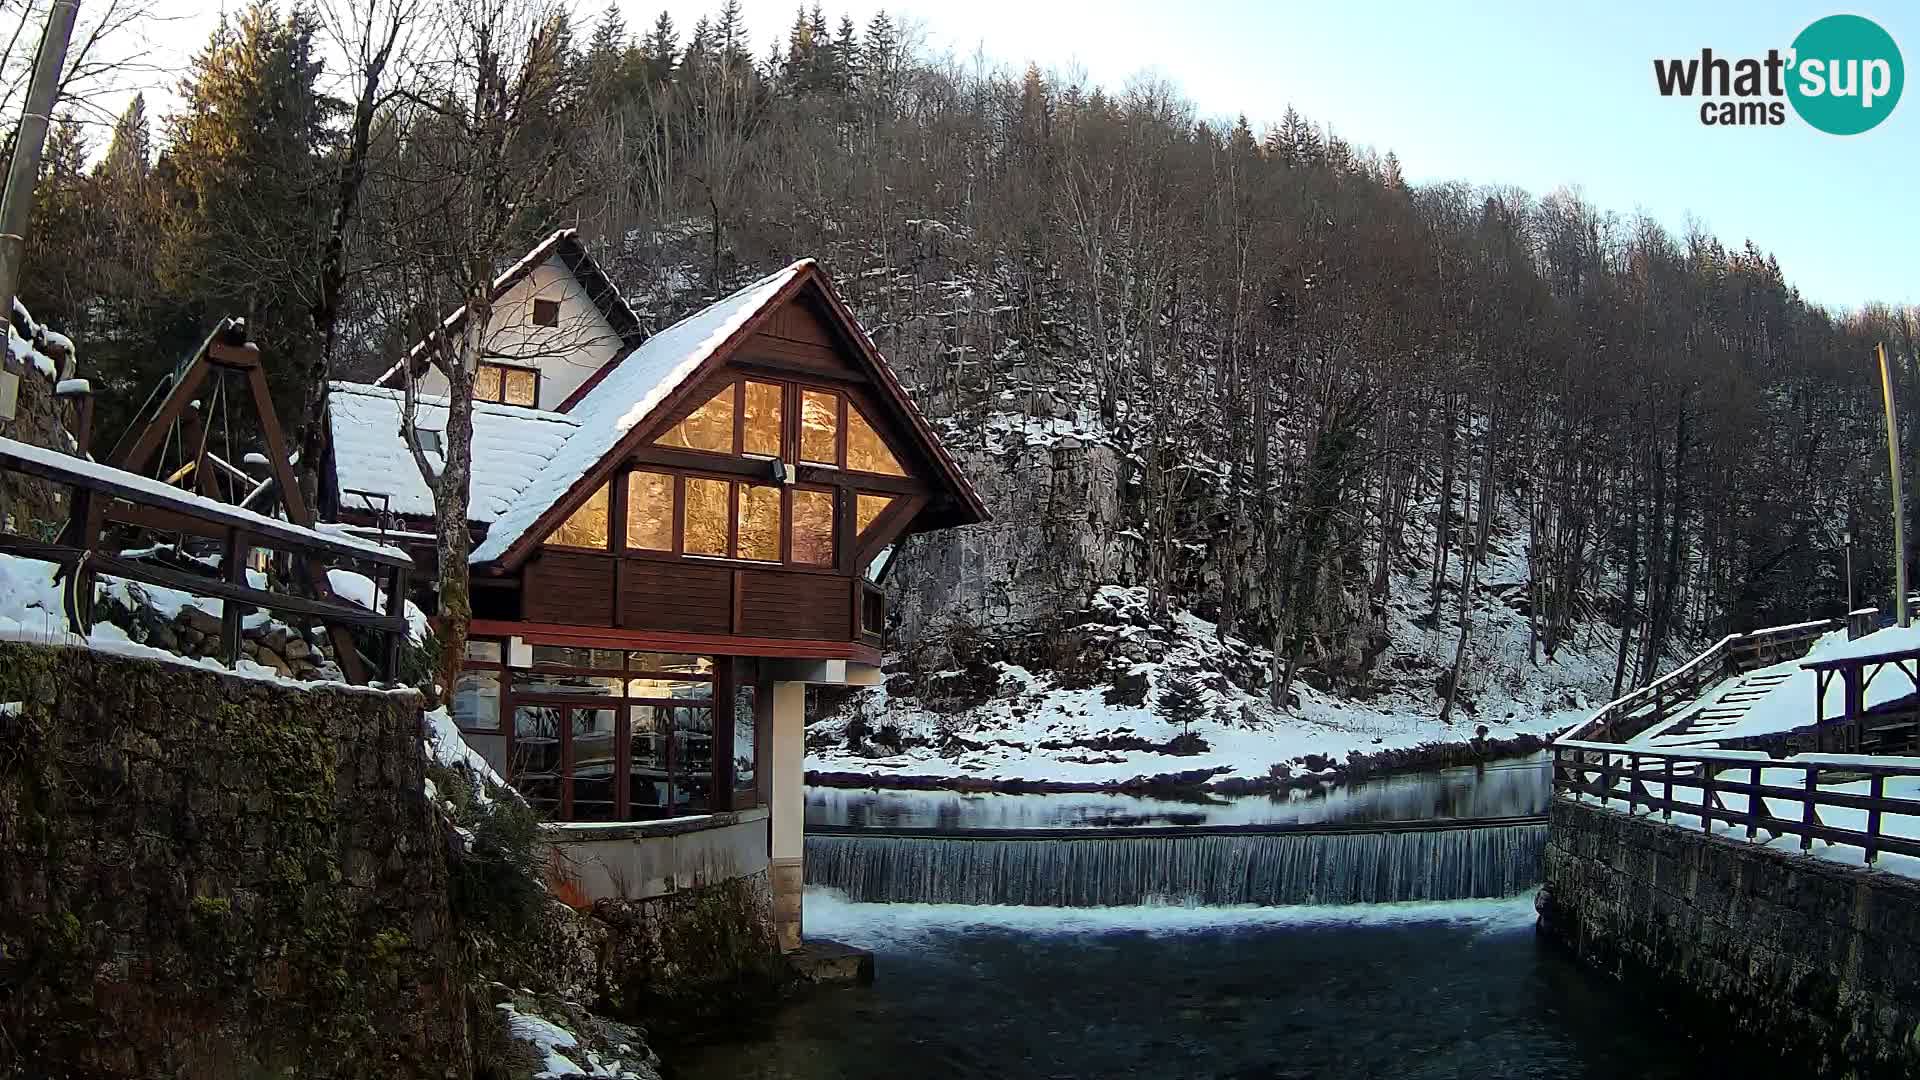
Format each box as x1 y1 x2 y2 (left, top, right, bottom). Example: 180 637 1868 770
629 706 670 819
743 381 783 457
628 653 713 676
626 470 674 551
736 484 781 561
474 363 503 404
683 477 730 556
793 489 835 565
453 669 501 732
465 640 502 663
656 384 736 453
856 493 897 537
800 389 838 465
847 406 907 476
547 484 609 548
732 683 757 795
512 705 563 816
531 645 623 670
667 704 714 814
571 708 618 822
628 677 714 701
503 368 538 407
514 671 623 697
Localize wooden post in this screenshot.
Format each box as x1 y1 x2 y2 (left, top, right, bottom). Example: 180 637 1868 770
1627 753 1639 814
383 563 409 681
1866 773 1885 864
1801 766 1818 851
220 528 251 666
1746 764 1762 839
1663 757 1674 819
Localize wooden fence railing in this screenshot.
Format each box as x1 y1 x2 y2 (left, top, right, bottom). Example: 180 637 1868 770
1553 739 1920 864
0 434 412 682
1564 618 1841 744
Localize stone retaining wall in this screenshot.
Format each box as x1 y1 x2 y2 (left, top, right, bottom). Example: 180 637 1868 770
0 640 469 1079
1540 797 1920 1078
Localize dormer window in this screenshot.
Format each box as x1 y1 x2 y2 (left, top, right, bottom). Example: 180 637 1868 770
531 297 561 327
474 361 538 407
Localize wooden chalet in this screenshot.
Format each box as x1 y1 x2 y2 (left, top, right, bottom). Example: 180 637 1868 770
321 231 985 946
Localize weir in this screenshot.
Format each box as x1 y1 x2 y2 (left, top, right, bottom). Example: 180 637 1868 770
804 817 1547 906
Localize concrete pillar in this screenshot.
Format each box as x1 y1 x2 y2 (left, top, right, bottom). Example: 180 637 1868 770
769 680 806 952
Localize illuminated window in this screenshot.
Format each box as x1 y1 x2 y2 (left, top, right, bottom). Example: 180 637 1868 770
547 484 609 548
800 389 838 465
856 493 897 537
847 406 906 476
503 368 537 406
742 381 783 457
657 384 736 453
793 489 835 565
683 477 730 556
474 362 537 406
626 470 673 551
736 484 782 561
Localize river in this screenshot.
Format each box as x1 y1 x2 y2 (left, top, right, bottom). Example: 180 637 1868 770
670 759 1742 1078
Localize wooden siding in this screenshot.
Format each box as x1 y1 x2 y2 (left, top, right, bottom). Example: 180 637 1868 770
521 550 616 626
737 569 853 639
618 558 733 635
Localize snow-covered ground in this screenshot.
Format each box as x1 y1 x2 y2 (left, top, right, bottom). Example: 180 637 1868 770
810 564 1625 790
0 552 416 694
1634 623 1920 747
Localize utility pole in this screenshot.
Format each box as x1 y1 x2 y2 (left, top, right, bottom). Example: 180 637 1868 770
1879 342 1908 628
0 0 82 327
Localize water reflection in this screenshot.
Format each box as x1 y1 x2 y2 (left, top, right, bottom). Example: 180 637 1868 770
806 754 1549 831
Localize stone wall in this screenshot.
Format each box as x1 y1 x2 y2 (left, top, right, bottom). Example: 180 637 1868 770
0 640 470 1079
593 872 783 1032
1540 798 1920 1078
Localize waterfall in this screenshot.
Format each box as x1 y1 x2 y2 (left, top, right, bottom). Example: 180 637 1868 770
804 823 1547 906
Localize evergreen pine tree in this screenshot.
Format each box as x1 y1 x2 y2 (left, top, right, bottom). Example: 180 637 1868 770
642 11 678 82
1156 675 1207 740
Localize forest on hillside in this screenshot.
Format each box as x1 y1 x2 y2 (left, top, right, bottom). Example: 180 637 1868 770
6 0 1918 706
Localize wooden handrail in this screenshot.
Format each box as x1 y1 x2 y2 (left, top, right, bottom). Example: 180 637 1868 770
1553 741 1920 864
1564 618 1842 744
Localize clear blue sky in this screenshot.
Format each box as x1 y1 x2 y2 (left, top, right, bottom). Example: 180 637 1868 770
125 0 1916 309
637 0 1916 311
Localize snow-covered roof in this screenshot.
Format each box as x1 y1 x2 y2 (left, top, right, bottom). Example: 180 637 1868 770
326 381 579 524
468 261 809 563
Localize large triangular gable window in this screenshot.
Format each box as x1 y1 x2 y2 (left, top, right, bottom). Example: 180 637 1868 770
846 406 906 477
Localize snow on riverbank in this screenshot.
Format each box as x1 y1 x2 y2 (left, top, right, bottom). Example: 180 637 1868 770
809 575 1619 790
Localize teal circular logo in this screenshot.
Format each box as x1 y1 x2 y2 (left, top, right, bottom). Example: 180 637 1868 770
1788 14 1904 135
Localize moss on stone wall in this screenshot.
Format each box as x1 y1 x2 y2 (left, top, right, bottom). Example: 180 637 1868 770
0 640 470 1079
593 872 783 1033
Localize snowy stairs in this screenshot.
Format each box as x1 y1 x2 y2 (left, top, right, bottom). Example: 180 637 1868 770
1660 670 1798 740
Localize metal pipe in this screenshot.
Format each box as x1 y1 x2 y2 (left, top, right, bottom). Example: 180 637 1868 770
0 0 82 330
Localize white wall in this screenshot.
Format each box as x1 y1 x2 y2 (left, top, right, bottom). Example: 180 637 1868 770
415 255 625 411
545 807 770 903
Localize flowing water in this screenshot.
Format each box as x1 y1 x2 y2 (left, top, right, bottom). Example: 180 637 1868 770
805 755 1551 831
669 760 1736 1078
806 823 1546 905
668 891 1744 1079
